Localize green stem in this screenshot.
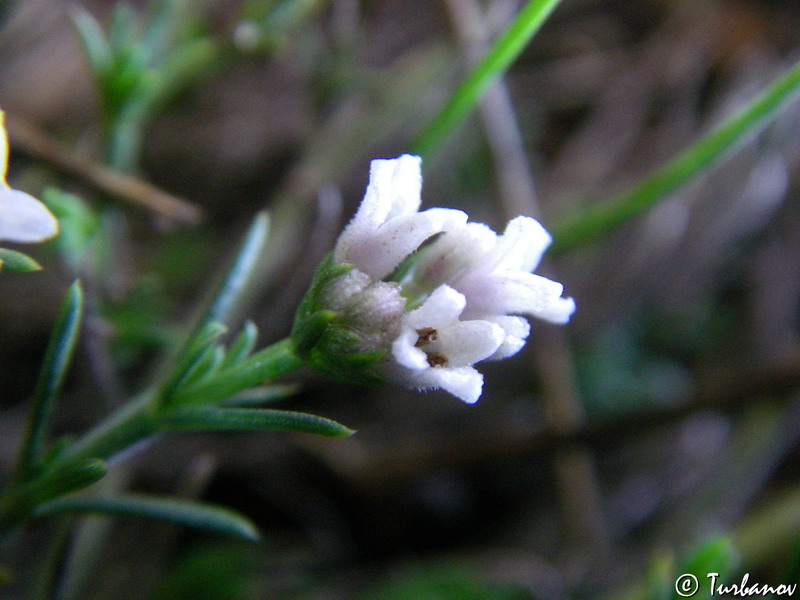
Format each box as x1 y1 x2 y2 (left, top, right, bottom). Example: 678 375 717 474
550 56 800 254
65 337 303 461
412 0 562 157
61 396 160 464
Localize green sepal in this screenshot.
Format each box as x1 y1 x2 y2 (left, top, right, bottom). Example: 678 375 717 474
34 494 260 542
0 248 42 272
291 253 387 385
306 329 386 386
291 252 352 349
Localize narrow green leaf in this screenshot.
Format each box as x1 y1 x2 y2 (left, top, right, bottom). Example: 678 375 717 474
179 345 224 390
170 338 304 407
199 211 270 328
71 6 114 80
221 321 258 368
412 0 562 157
551 57 800 254
0 459 106 533
157 212 270 409
16 281 84 480
220 383 300 407
35 495 259 542
155 321 226 407
0 247 42 272
165 407 354 438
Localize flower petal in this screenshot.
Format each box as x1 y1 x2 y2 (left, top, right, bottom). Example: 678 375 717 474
436 319 504 366
409 365 484 404
406 285 466 329
340 207 467 279
0 188 59 243
483 315 530 360
533 295 576 324
459 271 568 319
410 222 497 292
489 216 551 273
391 327 430 370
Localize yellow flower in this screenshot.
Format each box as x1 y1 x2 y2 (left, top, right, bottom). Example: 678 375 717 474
0 110 58 244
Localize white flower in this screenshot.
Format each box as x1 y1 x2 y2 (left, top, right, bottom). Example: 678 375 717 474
333 154 466 279
404 215 575 360
0 111 58 244
391 285 505 404
302 154 575 404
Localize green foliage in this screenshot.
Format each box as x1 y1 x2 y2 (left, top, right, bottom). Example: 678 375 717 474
41 188 100 272
672 537 737 600
149 543 256 600
551 56 800 255
165 406 354 437
35 494 259 542
413 0 563 157
72 0 219 170
237 0 325 53
358 563 529 600
16 281 84 481
0 459 107 534
0 247 41 272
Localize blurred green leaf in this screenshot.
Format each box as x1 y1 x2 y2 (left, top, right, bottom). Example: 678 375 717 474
71 7 114 82
165 406 354 438
198 211 271 330
673 536 737 600
154 321 227 408
168 338 303 408
150 543 255 600
16 281 84 480
0 247 41 272
220 321 258 368
645 553 673 600
41 188 99 272
0 459 107 533
359 563 528 600
35 494 259 542
551 56 800 254
220 383 300 407
413 0 563 157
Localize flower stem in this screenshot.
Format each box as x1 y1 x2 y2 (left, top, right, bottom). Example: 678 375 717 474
61 396 160 464
0 337 303 539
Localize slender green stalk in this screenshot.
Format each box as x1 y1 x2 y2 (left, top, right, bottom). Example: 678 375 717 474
16 281 84 481
412 0 562 157
550 56 800 255
63 337 303 462
60 396 161 465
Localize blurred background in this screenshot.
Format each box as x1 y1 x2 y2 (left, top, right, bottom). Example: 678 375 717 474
1 0 799 598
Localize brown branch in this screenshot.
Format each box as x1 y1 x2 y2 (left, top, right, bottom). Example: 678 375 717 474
6 115 203 226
